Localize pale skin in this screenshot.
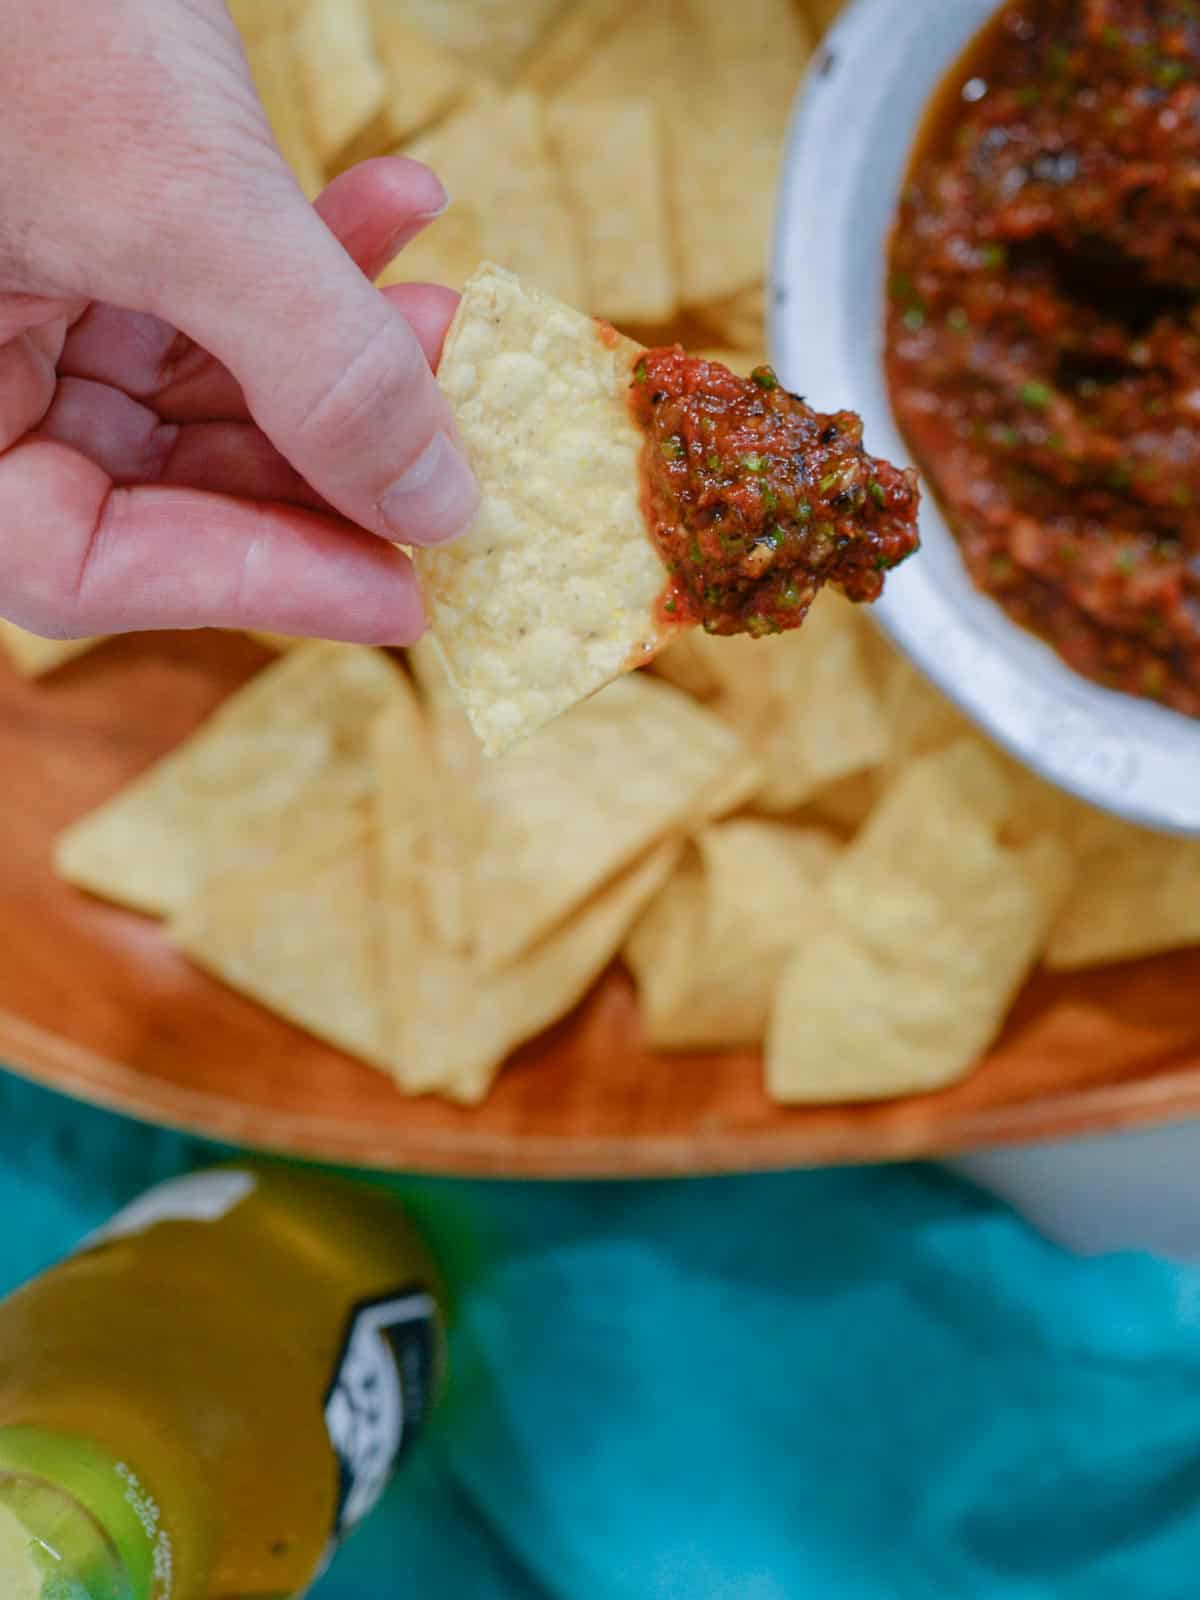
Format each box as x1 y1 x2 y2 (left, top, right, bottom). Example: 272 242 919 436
0 0 479 647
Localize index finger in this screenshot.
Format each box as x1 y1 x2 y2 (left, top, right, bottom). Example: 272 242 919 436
0 437 426 644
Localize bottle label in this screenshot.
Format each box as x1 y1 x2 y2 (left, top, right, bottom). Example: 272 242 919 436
323 1287 438 1539
82 1170 257 1249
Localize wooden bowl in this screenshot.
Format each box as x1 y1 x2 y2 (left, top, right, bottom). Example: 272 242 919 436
2 631 1199 1177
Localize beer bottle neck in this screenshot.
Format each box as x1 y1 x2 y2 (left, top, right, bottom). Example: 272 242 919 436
0 1427 161 1599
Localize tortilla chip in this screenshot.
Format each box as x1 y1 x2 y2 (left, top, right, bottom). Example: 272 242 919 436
876 657 974 784
767 741 1073 1102
695 596 889 814
1045 817 1200 969
562 0 810 305
242 29 325 199
835 739 1022 889
647 635 724 701
546 96 676 324
335 7 470 169
699 282 767 352
464 672 754 972
172 808 387 1067
379 117 484 290
796 769 879 835
227 0 308 42
293 0 386 167
374 648 684 1100
418 264 680 755
519 0 636 92
674 1 812 306
241 630 294 651
384 841 679 1102
624 856 703 1049
369 669 437 880
802 0 849 37
699 757 765 822
761 602 889 813
403 637 484 952
692 345 770 373
383 0 569 81
559 4 692 106
0 622 100 677
627 820 838 1049
55 643 399 917
382 90 585 303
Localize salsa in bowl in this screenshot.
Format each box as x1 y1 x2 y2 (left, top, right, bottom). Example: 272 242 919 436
773 0 1200 832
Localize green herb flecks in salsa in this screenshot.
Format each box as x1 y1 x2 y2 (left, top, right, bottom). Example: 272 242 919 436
630 349 920 637
885 0 1200 717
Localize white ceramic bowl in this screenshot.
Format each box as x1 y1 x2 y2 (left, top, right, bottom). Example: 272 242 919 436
771 0 1200 835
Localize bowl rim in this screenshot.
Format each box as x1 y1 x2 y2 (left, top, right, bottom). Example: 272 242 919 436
770 0 1200 836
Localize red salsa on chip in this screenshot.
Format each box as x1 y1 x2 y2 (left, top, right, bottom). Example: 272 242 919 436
630 348 920 637
886 0 1200 714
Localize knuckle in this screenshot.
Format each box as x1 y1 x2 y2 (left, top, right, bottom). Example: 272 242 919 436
291 321 432 462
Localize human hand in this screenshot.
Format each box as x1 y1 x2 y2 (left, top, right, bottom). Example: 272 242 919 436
0 0 479 646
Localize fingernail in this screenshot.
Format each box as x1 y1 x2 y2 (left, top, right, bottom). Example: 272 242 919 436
405 161 450 222
377 177 451 270
379 431 479 546
399 186 450 241
418 179 450 220
381 185 450 266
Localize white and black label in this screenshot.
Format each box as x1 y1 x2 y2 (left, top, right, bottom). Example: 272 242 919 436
323 1288 438 1539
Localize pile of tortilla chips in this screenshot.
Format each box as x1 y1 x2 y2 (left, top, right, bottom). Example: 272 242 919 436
49 602 1200 1106
53 637 754 1102
233 0 820 344
14 0 1200 1108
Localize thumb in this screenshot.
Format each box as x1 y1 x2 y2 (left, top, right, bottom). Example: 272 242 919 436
154 165 479 548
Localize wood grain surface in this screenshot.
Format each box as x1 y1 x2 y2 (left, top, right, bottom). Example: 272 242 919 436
2 631 1198 1177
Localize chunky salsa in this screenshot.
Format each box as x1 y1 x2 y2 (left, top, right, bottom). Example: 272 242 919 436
630 349 920 637
886 0 1200 714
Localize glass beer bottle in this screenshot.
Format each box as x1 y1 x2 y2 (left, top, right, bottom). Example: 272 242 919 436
0 1164 445 1599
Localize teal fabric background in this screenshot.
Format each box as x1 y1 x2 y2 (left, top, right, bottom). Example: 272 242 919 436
0 1067 1197 1598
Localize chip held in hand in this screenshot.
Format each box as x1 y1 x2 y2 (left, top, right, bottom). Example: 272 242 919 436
420 264 920 757
417 264 680 757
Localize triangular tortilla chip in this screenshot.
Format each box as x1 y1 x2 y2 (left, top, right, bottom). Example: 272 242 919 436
226 0 308 42
380 835 679 1102
383 0 569 81
171 806 386 1066
463 673 755 972
334 4 470 168
767 742 1073 1102
1045 814 1200 970
699 282 767 352
560 0 811 305
371 672 694 1098
292 0 386 166
243 30 325 198
545 96 676 324
56 643 400 916
627 819 838 1049
383 94 584 304
419 263 681 755
402 638 484 953
518 0 636 92
684 596 890 813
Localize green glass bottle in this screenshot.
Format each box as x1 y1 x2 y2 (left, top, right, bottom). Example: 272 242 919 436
0 1165 445 1598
